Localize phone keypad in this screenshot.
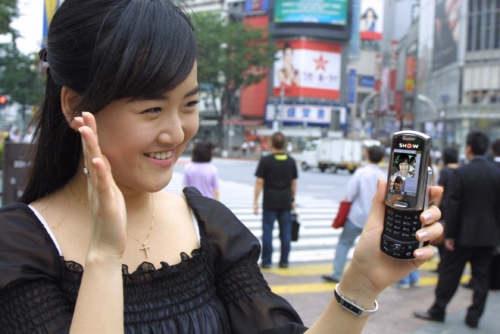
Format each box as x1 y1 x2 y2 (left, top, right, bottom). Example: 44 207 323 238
381 206 423 260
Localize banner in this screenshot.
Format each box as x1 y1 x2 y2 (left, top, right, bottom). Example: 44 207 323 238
405 56 416 93
273 40 342 100
360 0 383 40
433 0 461 71
265 103 332 125
43 0 59 47
274 0 348 25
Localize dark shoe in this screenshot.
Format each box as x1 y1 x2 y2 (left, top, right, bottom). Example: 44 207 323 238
462 282 474 289
465 316 478 329
321 275 340 283
465 319 478 329
413 311 445 322
278 263 289 268
260 264 271 269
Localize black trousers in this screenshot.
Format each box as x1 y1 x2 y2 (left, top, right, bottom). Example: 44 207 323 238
429 246 494 323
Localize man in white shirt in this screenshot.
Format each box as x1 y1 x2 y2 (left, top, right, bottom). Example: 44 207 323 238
322 145 386 283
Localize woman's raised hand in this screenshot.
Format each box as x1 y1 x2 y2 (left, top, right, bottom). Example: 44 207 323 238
74 112 127 258
345 180 443 294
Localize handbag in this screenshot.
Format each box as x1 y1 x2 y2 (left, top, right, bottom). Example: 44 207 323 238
332 201 351 229
291 211 300 242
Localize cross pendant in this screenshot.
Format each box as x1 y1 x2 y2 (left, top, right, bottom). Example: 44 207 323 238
140 243 150 258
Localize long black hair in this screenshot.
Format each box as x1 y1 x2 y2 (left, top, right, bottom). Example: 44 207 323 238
21 0 197 204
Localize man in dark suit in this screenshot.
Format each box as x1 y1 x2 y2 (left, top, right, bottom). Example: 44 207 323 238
414 131 500 329
492 138 500 169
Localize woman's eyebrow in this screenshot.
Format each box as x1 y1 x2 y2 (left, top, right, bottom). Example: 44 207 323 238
184 86 199 98
127 86 199 103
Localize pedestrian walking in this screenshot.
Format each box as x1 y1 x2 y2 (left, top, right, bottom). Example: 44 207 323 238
414 131 500 329
0 1 446 332
322 145 385 283
253 132 298 269
183 141 219 200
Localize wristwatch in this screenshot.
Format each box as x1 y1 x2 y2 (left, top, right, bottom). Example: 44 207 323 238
334 284 378 317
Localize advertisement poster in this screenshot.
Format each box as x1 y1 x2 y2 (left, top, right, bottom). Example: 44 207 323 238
433 0 461 71
274 0 348 25
359 0 384 40
245 0 269 12
273 40 342 99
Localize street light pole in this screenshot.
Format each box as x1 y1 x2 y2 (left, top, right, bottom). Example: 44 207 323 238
440 93 449 150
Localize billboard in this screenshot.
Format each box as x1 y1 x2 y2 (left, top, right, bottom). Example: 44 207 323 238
274 0 348 25
245 0 269 12
273 40 342 100
433 0 461 71
360 0 384 40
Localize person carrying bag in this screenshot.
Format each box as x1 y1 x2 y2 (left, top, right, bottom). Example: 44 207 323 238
322 146 386 283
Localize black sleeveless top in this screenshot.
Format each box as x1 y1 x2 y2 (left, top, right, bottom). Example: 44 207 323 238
0 187 306 333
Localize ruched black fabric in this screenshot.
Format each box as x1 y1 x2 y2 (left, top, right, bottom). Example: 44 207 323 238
0 188 307 333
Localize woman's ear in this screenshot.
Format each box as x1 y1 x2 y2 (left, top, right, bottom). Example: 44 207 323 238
60 86 83 131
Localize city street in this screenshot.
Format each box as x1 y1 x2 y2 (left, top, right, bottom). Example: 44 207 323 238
171 156 500 333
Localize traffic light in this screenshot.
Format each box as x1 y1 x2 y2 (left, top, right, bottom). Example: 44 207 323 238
0 95 7 110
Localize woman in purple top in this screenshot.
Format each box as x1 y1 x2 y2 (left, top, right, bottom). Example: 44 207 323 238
183 141 220 200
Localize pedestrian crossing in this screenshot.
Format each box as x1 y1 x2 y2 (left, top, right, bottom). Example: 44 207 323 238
165 172 357 265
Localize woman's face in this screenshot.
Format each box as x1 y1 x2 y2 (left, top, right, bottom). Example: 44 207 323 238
394 181 401 191
94 64 199 194
283 48 294 65
399 160 409 176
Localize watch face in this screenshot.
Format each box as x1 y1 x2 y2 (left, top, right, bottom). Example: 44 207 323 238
340 299 362 317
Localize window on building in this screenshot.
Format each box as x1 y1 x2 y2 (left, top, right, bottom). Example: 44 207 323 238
468 0 500 51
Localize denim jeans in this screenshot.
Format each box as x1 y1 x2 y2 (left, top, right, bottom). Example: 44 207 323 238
261 209 292 266
331 219 363 279
398 269 419 285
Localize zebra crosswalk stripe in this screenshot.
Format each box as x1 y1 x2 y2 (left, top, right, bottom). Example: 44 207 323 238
166 172 356 265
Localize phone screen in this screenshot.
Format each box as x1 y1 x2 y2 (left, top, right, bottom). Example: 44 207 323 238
385 132 431 211
389 149 422 197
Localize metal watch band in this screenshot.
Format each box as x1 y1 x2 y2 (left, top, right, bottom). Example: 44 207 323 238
334 284 378 317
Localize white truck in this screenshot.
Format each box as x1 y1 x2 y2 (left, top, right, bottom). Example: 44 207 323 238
301 138 381 174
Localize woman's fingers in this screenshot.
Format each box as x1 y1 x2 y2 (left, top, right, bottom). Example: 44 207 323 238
414 244 436 261
428 186 444 203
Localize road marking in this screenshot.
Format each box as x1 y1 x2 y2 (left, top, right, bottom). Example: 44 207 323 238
261 258 447 276
269 275 472 295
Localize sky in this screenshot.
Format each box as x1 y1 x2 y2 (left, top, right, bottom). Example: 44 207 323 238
0 0 45 55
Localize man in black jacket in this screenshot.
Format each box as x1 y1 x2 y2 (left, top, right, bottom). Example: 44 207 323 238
492 138 500 169
253 132 298 269
414 131 500 328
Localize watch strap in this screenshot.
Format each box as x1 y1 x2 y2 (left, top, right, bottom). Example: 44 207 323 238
334 284 378 317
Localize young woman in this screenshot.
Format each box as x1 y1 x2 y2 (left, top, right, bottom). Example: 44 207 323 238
183 141 220 200
0 1 443 333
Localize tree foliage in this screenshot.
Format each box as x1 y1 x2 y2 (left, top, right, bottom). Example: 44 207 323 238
0 43 42 107
0 0 19 38
192 13 276 144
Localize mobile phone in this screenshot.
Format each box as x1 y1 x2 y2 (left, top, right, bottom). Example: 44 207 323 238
380 130 432 260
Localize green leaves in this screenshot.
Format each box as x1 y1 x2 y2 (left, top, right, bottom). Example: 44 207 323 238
192 13 276 114
0 42 42 107
0 0 19 38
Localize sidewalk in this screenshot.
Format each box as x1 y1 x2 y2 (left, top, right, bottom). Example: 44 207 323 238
262 260 500 333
